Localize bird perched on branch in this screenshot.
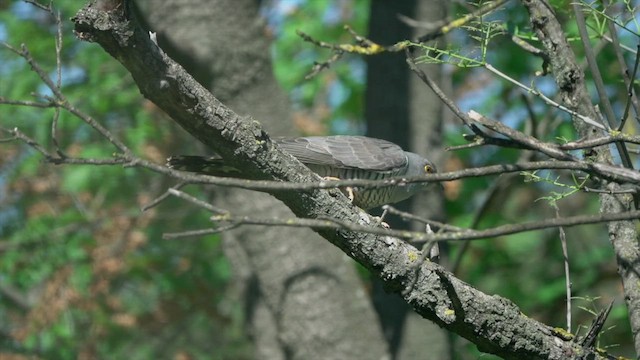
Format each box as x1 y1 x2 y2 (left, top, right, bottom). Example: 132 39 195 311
167 135 438 210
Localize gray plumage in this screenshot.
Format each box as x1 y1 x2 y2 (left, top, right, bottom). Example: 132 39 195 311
168 135 437 209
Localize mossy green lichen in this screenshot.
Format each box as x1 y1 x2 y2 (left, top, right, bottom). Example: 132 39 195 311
551 327 574 340
407 252 419 262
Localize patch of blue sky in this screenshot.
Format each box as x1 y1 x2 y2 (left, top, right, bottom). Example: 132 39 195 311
500 104 529 129
456 79 501 114
494 76 555 127
293 48 318 65
533 76 556 96
322 2 343 26
330 117 365 135
36 65 86 96
11 1 48 22
289 86 306 109
327 79 349 108
0 57 22 77
347 57 366 84
0 149 31 236
0 205 19 237
260 0 306 34
0 22 6 42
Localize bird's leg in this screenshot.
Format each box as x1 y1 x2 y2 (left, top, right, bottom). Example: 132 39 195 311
323 176 355 203
424 225 440 263
374 206 391 229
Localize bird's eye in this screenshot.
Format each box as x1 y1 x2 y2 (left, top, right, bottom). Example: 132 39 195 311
424 164 434 173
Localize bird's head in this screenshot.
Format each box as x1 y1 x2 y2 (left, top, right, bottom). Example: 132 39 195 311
404 152 440 192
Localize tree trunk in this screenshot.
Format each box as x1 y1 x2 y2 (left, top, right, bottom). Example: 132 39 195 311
365 0 450 358
135 0 390 358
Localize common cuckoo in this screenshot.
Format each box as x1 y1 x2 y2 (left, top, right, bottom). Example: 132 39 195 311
167 135 438 209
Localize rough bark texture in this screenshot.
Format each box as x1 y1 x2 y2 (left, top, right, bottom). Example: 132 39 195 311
365 0 450 358
72 1 621 358
521 0 640 354
134 0 389 358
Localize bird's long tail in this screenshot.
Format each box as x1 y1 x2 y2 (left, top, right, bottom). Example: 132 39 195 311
166 155 242 177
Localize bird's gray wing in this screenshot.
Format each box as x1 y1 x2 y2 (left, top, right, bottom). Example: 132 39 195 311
274 135 407 171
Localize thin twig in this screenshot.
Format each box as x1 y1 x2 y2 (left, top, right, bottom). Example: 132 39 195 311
406 52 476 130
601 0 640 131
52 9 65 156
617 45 640 131
554 204 572 333
141 182 188 212
572 3 634 171
468 110 576 160
160 204 640 243
0 97 55 108
23 0 51 11
163 227 235 239
1 41 133 156
167 188 229 215
7 119 640 190
382 205 466 233
483 64 606 130
415 0 510 43
3 127 53 158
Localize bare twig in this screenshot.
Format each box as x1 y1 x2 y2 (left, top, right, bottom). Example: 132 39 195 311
3 127 54 158
406 52 477 131
1 41 133 156
382 205 466 233
483 64 606 130
601 0 640 131
52 9 65 156
23 0 51 11
164 227 235 239
10 126 640 191
415 0 510 43
0 97 56 108
572 3 634 171
160 198 640 243
618 45 640 131
141 182 188 212
167 188 229 215
468 110 576 160
554 204 572 333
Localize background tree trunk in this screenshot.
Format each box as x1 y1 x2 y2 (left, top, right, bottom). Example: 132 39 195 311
135 0 390 358
365 0 450 358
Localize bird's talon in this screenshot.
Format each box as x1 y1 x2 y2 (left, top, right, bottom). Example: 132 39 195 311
323 176 355 203
371 215 390 229
345 186 355 202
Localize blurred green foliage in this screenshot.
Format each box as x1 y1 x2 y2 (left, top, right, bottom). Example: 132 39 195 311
0 1 242 359
269 0 369 134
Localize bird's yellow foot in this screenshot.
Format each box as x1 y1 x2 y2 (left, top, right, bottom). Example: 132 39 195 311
323 176 355 203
